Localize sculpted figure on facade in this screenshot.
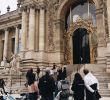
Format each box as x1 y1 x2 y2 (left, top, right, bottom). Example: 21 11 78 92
10 53 21 74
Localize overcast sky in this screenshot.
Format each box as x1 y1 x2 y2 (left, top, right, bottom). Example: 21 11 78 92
0 0 17 14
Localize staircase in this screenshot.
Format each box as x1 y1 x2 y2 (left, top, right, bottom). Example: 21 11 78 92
68 64 110 97
0 64 110 97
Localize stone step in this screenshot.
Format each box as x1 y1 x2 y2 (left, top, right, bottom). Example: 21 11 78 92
99 89 110 97
93 73 110 76
99 83 108 89
73 64 110 97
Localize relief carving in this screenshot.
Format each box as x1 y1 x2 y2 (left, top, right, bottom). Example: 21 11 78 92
63 31 71 64
48 21 55 51
46 0 61 51
64 18 97 64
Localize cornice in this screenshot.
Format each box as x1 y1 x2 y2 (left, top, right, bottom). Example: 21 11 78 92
0 20 21 30
0 10 21 23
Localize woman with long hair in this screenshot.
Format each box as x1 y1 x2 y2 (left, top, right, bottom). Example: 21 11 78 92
71 73 85 100
26 68 39 100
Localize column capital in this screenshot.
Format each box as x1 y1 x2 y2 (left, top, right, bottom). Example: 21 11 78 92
20 6 27 12
3 27 10 31
29 4 36 9
14 24 21 29
39 3 46 10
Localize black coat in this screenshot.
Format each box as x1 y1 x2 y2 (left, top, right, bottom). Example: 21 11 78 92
86 84 101 100
38 74 56 96
71 80 85 100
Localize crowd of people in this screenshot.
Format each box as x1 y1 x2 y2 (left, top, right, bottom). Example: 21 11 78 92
25 64 101 100
26 64 68 100
0 63 101 100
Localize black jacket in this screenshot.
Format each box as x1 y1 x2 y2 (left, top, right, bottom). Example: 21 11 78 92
71 80 85 100
38 74 55 96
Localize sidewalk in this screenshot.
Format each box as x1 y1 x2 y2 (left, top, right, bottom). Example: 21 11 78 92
101 97 110 100
68 97 110 100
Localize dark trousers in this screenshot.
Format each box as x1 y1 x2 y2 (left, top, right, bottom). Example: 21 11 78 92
86 83 100 100
41 95 53 100
29 92 38 100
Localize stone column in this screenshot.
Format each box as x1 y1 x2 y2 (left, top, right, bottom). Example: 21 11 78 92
96 8 106 64
0 39 2 61
39 8 45 51
28 6 35 50
35 9 39 51
21 8 28 51
107 0 110 38
3 28 9 60
14 25 19 54
106 0 110 72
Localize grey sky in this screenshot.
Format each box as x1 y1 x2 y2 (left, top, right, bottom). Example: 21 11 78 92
0 0 17 14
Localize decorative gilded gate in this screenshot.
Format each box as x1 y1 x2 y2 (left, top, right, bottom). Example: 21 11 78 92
64 18 98 64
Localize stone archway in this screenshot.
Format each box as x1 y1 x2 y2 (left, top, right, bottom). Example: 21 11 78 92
55 0 106 64
57 0 100 20
63 18 97 64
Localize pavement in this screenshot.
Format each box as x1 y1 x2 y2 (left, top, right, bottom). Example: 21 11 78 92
2 94 110 100
100 97 110 100
68 96 110 100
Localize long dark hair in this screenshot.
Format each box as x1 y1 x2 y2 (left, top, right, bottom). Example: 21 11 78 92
26 69 36 85
73 73 84 84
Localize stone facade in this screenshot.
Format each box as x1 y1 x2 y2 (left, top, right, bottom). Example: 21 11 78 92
0 0 110 70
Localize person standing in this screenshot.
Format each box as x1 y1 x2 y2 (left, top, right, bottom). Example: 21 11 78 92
57 67 63 81
26 68 39 100
57 78 70 100
36 66 40 79
83 69 101 100
71 73 85 100
62 67 67 80
38 69 56 100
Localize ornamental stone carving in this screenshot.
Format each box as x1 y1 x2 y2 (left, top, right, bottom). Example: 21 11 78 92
64 18 97 64
48 21 55 51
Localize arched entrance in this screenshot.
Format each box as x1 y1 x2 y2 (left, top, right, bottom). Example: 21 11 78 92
63 18 97 64
56 0 102 64
73 28 90 64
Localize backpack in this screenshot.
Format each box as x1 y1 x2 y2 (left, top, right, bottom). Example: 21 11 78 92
59 80 70 98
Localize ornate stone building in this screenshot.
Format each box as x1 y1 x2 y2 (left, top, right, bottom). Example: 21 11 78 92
0 0 110 71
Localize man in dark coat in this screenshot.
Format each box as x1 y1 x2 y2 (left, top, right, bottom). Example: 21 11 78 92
38 69 56 100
